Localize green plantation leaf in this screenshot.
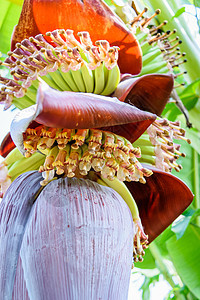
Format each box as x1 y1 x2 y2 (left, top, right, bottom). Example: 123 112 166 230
179 79 200 98
171 215 192 239
172 6 186 19
195 0 200 7
185 128 200 155
7 0 23 4
163 79 200 121
153 226 174 257
140 273 160 300
141 277 151 300
189 101 200 131
172 140 200 193
134 247 156 269
166 224 200 299
172 210 200 239
190 209 200 221
0 0 10 29
0 0 22 55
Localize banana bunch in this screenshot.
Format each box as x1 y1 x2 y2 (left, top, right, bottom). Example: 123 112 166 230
133 133 156 165
2 30 121 111
23 126 152 185
132 10 187 84
0 147 45 197
133 124 187 173
3 148 45 182
41 63 120 96
12 62 120 110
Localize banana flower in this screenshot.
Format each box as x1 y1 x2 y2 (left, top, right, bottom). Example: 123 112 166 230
0 0 193 299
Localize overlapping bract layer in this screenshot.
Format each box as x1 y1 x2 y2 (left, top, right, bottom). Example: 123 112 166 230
10 82 156 154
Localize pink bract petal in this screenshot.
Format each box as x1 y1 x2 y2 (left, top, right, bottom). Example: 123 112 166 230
0 171 134 299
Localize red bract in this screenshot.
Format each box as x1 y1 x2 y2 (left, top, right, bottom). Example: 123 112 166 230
11 0 142 75
113 74 174 115
126 165 194 242
0 133 15 158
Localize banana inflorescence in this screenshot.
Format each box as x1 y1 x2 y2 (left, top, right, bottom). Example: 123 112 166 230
22 125 153 185
133 118 190 173
0 30 120 110
130 9 187 90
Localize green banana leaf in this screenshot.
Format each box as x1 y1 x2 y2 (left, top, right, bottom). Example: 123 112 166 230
0 0 22 55
134 247 157 269
166 224 200 299
171 139 200 195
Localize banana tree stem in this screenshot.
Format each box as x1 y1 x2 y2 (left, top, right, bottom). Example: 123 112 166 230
193 149 200 226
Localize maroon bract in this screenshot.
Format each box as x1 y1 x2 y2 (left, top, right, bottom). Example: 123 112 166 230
10 82 156 154
126 165 193 242
113 74 174 115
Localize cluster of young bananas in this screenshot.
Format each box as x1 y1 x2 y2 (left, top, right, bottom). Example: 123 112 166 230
129 8 187 89
21 125 153 186
133 118 190 172
0 147 45 198
0 30 120 110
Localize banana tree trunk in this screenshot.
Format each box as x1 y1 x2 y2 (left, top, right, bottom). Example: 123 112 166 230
0 171 134 300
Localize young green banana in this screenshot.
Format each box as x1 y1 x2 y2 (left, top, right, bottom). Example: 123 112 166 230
8 152 45 180
142 47 163 67
93 62 105 94
3 147 24 166
48 70 72 91
59 69 79 92
138 154 156 165
41 73 61 90
140 60 168 76
139 146 155 156
133 134 152 146
12 156 45 181
25 86 37 102
101 65 120 96
80 63 94 93
71 69 86 92
13 95 36 110
140 41 153 55
135 31 148 44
